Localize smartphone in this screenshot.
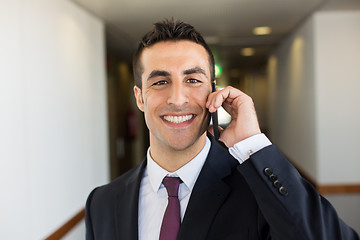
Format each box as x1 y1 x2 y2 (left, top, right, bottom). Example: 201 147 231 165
211 81 220 140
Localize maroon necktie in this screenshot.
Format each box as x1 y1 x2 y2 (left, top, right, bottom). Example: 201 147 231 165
159 177 181 240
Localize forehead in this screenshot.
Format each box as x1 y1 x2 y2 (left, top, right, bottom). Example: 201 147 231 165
140 40 211 74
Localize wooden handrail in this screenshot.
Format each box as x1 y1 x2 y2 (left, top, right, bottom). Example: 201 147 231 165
317 184 360 195
288 158 360 195
45 208 85 240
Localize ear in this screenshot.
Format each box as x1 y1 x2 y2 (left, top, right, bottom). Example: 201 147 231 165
134 86 144 112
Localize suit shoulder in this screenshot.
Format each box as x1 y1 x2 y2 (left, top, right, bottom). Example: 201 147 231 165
88 163 144 201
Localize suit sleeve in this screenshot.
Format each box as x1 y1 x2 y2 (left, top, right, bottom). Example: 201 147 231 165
85 187 98 240
237 145 359 240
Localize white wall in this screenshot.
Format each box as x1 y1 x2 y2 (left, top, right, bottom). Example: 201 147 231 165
0 0 109 239
315 11 360 184
268 10 360 184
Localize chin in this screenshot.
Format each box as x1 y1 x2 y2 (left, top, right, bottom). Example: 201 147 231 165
167 139 196 151
168 131 207 152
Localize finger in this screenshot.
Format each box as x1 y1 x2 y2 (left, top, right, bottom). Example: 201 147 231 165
206 87 221 108
206 88 226 109
207 87 237 111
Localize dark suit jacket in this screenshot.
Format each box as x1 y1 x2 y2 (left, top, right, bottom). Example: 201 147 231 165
85 135 359 240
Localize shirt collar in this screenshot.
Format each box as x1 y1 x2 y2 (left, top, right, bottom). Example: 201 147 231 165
146 137 211 193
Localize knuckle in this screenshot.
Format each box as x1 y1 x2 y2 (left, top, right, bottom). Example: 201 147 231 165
225 86 233 91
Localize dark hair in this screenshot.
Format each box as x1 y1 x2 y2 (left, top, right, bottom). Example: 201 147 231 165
132 18 215 88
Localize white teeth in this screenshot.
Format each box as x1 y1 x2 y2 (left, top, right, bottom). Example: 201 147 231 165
163 114 193 123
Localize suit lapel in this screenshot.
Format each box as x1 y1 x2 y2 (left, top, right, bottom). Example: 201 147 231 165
178 136 238 240
112 136 237 240
115 160 146 240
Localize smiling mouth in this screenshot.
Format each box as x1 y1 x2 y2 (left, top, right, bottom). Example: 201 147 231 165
163 114 194 123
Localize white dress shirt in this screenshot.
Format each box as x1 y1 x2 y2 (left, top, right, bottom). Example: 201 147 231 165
138 134 271 240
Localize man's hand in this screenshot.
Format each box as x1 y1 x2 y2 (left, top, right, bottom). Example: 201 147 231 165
206 86 261 148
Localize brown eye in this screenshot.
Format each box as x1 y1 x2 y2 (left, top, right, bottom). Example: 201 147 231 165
187 79 200 83
153 80 168 86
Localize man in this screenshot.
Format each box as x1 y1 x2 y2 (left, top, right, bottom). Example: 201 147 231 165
85 19 359 240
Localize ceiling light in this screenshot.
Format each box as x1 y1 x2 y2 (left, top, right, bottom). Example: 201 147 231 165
241 48 255 56
253 26 272 35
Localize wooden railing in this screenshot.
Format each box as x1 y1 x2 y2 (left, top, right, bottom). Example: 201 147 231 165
289 159 360 195
317 184 360 195
45 208 85 240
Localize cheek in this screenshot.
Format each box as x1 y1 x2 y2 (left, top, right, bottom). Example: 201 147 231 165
143 93 164 114
192 89 210 106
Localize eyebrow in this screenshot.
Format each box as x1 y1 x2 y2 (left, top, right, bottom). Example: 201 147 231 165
147 67 207 81
147 70 171 81
183 67 207 77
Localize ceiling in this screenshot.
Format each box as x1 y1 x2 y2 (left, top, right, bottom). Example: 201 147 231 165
71 0 360 77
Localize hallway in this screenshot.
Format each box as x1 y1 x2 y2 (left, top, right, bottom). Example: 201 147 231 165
1 0 360 239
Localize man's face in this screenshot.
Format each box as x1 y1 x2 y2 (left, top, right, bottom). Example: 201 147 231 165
134 40 212 153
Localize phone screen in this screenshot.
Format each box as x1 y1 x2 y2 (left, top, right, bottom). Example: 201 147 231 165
211 82 220 140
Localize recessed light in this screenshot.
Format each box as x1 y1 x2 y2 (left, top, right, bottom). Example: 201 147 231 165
241 48 255 56
253 26 272 35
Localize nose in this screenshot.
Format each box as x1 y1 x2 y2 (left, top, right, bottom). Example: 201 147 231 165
167 82 189 107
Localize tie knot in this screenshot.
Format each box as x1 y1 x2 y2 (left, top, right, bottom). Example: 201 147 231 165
162 177 181 197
